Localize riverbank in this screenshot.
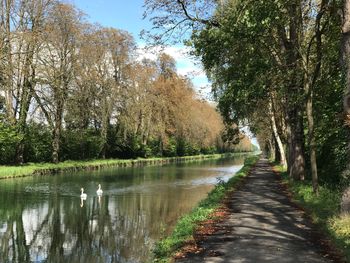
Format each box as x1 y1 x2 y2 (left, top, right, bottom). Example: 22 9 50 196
153 155 259 263
0 152 254 179
273 165 350 262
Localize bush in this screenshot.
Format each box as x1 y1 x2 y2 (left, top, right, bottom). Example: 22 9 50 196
24 123 52 163
163 137 177 157
0 121 21 164
60 129 102 160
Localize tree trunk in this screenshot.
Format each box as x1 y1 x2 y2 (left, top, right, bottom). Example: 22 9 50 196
15 78 33 164
303 0 326 193
15 42 36 164
340 0 350 213
143 116 152 146
100 99 110 159
267 138 275 160
342 0 350 121
306 86 318 194
288 108 306 180
3 0 14 121
341 0 350 128
268 97 287 169
285 107 292 176
52 100 63 164
305 10 323 190
283 0 306 180
100 123 107 159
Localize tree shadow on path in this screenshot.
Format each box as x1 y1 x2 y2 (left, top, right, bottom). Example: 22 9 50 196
176 159 345 263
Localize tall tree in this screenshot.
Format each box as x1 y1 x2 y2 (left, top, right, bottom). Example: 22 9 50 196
94 28 135 158
36 2 82 163
0 0 52 164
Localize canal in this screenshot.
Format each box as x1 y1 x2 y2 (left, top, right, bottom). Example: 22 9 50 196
0 155 246 263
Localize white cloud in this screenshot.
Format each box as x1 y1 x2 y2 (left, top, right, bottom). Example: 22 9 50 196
136 43 211 96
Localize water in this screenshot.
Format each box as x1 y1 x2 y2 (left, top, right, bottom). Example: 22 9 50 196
0 155 246 263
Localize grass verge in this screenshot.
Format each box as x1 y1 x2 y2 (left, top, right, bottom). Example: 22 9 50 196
0 152 253 179
153 155 260 263
273 165 350 261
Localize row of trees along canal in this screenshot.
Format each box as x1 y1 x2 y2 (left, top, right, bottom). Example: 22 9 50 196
144 0 350 194
0 0 256 166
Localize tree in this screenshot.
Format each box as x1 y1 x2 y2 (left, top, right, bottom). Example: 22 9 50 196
35 2 82 163
92 28 135 158
0 0 53 164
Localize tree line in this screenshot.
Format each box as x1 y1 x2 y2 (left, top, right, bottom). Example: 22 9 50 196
0 0 256 165
144 0 349 192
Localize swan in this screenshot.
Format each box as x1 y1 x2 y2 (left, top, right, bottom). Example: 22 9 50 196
96 184 103 196
80 188 87 199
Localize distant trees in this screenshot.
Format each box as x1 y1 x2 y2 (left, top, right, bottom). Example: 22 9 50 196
0 0 254 165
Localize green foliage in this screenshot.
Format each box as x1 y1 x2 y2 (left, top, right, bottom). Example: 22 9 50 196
201 146 217 155
279 167 350 261
24 123 52 163
0 121 22 164
331 215 350 244
192 1 273 124
309 11 348 185
126 134 143 158
163 137 177 157
140 144 153 158
60 129 102 161
147 138 164 157
191 0 347 185
153 155 259 262
175 138 200 157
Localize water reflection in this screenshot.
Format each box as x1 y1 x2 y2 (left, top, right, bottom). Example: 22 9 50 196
0 156 246 263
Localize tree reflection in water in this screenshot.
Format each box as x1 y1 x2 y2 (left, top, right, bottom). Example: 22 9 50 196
0 156 246 262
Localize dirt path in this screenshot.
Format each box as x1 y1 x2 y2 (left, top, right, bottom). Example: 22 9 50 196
177 159 342 263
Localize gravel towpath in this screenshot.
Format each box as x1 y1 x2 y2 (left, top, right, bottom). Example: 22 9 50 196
177 159 341 263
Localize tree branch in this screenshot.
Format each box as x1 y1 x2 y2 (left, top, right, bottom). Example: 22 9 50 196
176 0 220 27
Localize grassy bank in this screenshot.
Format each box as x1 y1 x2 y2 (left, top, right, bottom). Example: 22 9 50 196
273 165 350 261
153 155 260 263
0 152 253 179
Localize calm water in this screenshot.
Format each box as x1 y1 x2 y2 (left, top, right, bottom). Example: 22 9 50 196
0 156 246 263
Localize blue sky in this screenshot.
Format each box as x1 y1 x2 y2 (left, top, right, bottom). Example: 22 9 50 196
69 0 149 41
67 0 210 95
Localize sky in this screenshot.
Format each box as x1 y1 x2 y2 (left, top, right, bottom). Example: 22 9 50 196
69 0 149 38
67 0 211 97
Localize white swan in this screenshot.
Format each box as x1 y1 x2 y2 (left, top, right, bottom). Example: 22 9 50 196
80 188 87 199
96 184 103 196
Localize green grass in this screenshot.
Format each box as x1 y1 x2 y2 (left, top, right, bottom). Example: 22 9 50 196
153 156 260 263
275 165 350 261
0 152 253 179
